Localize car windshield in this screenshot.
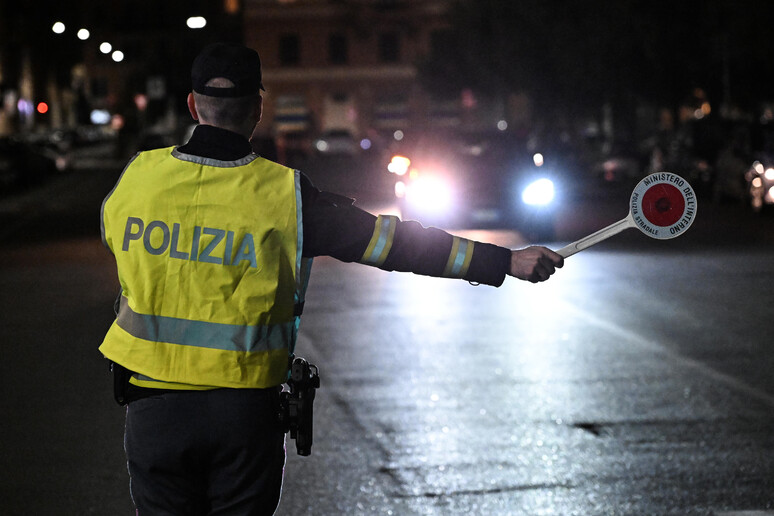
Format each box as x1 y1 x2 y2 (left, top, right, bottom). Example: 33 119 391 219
404 132 530 185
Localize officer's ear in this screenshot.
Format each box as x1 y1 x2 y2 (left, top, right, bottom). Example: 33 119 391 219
187 93 199 121
256 95 263 124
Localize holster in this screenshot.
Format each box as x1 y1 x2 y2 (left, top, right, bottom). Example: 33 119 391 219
279 357 320 456
110 361 132 406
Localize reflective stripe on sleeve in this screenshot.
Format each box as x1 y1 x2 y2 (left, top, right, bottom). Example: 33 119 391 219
442 236 474 278
360 215 398 267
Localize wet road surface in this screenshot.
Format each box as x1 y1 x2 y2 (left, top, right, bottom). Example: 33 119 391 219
1 161 773 515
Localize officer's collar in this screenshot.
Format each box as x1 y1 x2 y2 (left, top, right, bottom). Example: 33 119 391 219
179 124 254 161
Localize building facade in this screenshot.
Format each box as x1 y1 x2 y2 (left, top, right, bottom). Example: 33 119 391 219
2 0 513 150
244 0 460 148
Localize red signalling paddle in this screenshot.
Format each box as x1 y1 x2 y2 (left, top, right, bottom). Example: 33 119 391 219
556 172 697 258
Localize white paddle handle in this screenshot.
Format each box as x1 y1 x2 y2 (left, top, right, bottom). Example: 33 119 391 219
556 214 636 258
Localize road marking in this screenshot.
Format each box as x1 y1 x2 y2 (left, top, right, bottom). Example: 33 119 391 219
300 274 774 410
563 300 774 410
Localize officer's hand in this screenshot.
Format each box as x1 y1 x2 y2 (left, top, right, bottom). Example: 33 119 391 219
508 246 564 283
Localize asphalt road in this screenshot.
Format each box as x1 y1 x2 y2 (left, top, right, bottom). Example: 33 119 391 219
1 158 773 515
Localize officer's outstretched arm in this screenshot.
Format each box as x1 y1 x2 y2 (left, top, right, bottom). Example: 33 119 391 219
509 246 563 283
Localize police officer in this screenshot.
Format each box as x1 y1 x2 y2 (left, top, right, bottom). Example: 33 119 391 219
100 42 563 515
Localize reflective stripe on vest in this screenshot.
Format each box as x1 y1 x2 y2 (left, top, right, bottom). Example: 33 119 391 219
116 295 293 352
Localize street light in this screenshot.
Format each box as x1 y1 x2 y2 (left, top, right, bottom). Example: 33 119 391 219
52 22 66 34
77 28 90 41
112 50 124 63
100 42 112 54
186 16 207 29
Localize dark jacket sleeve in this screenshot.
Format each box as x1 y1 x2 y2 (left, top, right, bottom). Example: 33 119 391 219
300 173 511 286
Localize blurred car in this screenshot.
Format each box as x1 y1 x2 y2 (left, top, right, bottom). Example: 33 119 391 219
712 144 749 203
594 155 642 183
314 129 358 155
745 159 774 212
590 141 645 185
386 131 568 241
0 136 70 192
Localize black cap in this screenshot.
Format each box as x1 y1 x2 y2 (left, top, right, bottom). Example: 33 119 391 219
191 42 265 98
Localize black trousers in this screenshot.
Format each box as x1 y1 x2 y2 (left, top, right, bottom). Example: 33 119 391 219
124 388 286 516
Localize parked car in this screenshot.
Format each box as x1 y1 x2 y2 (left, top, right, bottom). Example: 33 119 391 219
386 131 570 241
0 136 69 193
314 129 358 155
745 159 774 213
710 119 774 210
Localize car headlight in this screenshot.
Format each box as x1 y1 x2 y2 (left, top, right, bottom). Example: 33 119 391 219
405 175 453 214
388 155 411 175
521 178 555 206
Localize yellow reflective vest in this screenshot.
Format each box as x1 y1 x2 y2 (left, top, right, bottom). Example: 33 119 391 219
100 146 310 389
